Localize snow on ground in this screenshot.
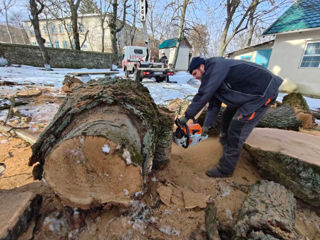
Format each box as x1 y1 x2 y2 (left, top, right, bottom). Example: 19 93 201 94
0 64 319 111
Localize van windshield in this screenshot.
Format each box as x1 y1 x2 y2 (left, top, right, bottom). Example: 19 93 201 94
134 49 143 54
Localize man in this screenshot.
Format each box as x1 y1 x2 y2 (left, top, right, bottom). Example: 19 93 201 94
179 57 283 178
160 52 168 65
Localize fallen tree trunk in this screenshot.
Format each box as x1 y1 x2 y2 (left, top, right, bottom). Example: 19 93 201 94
0 190 42 240
233 180 298 240
29 78 174 209
244 128 320 207
256 105 302 131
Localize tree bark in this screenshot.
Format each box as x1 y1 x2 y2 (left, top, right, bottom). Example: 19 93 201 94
233 180 298 240
0 190 42 240
257 105 302 131
4 1 13 44
29 0 51 69
244 128 320 207
67 0 81 50
109 0 128 65
29 78 174 209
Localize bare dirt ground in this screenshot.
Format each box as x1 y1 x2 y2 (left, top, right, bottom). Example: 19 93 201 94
0 86 320 239
0 133 320 239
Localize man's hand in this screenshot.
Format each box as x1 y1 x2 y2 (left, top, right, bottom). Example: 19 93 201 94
202 126 209 136
177 116 188 125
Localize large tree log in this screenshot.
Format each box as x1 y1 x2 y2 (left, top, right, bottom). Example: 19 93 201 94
29 78 174 208
0 190 42 240
233 180 298 240
256 105 302 131
244 128 320 207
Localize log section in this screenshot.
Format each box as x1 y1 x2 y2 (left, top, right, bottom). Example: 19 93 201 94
29 78 174 208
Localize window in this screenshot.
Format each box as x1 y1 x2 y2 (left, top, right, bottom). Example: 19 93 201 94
134 49 143 54
240 55 252 61
79 23 85 33
59 24 64 33
49 23 57 34
43 25 48 34
300 42 320 68
32 42 37 46
46 42 52 48
54 41 60 48
29 25 35 35
67 23 72 32
63 40 68 49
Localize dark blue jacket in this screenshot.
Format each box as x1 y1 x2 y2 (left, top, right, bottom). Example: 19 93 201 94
185 57 283 127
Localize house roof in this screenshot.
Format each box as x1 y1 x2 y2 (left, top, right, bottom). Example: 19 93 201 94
158 38 192 49
227 40 274 57
263 0 320 35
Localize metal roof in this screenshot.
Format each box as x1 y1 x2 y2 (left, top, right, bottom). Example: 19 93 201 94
263 0 320 35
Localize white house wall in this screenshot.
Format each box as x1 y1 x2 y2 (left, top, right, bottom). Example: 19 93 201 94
165 46 190 71
268 30 320 97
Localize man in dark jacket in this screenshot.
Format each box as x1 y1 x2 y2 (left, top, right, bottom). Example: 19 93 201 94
178 57 283 178
160 52 168 65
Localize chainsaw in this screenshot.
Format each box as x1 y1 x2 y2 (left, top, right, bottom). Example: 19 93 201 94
173 118 208 148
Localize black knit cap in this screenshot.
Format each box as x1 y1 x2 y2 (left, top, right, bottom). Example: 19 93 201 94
188 57 205 74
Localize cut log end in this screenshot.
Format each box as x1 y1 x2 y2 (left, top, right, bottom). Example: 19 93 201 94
44 136 143 208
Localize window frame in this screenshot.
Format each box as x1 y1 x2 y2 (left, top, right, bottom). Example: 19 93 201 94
299 41 320 69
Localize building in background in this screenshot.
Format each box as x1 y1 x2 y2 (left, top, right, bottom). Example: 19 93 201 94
24 14 144 53
228 0 320 97
227 40 274 69
158 38 192 71
0 24 29 44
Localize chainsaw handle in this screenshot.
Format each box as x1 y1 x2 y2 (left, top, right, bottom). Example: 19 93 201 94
174 118 190 148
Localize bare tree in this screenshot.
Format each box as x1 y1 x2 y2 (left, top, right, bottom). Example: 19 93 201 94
96 0 111 52
67 0 82 50
187 24 209 56
29 0 51 70
219 0 260 56
108 0 129 64
0 0 15 43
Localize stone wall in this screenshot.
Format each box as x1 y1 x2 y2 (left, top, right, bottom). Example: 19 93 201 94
0 43 112 69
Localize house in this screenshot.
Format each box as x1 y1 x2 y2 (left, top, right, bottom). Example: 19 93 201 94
158 38 192 71
227 40 274 68
0 24 29 44
24 14 144 53
229 0 320 97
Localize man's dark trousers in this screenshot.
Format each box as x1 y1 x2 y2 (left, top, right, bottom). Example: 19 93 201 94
217 102 271 175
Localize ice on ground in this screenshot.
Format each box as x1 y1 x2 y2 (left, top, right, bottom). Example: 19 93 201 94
102 144 110 154
122 149 132 165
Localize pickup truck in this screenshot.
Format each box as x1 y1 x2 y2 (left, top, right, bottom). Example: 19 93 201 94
122 46 174 82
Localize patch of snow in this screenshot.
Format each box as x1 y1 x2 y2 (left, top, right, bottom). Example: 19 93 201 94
221 186 231 197
43 216 63 233
159 225 180 236
134 190 144 198
0 57 8 66
122 149 132 165
151 176 157 182
123 189 129 196
226 209 233 220
277 92 320 111
102 144 110 154
0 139 8 144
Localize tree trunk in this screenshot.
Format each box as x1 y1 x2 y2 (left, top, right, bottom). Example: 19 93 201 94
29 0 51 69
233 180 299 240
29 78 174 209
172 0 188 69
69 1 81 50
244 128 320 207
100 17 105 52
256 105 302 131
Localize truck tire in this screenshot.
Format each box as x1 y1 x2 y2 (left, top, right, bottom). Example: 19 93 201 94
124 67 129 78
